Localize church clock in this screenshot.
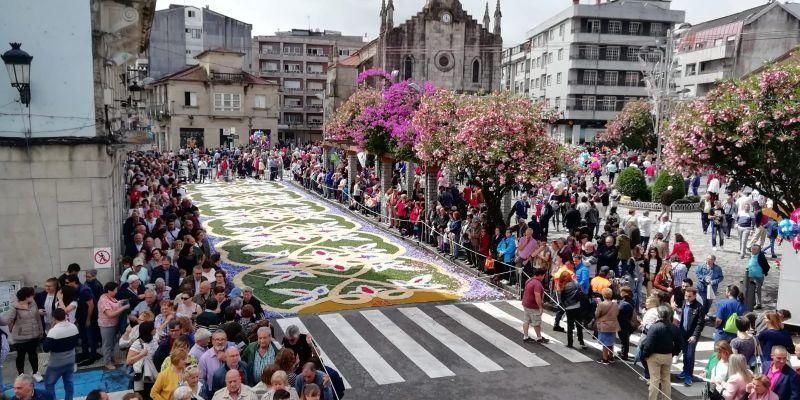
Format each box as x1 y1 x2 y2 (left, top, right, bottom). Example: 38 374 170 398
441 12 452 24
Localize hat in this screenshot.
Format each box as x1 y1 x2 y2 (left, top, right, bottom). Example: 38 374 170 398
195 328 212 341
127 274 141 284
229 288 243 298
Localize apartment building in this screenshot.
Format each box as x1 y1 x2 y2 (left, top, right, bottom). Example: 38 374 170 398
149 4 252 79
675 2 800 98
253 29 364 144
147 50 279 150
501 0 684 144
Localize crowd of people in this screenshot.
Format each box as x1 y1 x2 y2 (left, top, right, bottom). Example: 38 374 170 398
288 144 799 400
1 146 343 400
1 143 797 400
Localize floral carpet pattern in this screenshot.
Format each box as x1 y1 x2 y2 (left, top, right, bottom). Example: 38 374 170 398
191 180 500 315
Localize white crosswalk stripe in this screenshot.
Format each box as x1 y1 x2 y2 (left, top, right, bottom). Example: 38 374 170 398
319 313 405 385
273 316 352 389
398 306 504 372
436 305 549 367
361 310 455 378
272 300 724 391
472 302 593 362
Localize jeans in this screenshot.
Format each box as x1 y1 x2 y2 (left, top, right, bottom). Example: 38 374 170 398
681 332 698 377
711 222 724 247
647 353 673 400
619 328 632 358
752 276 764 305
45 363 75 400
100 326 118 365
739 227 753 256
763 237 777 257
78 320 98 356
701 212 709 233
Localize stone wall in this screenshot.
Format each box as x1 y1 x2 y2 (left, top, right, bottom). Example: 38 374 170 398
0 144 124 286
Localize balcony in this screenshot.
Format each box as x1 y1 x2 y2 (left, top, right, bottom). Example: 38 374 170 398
572 32 657 46
677 68 732 86
259 49 280 55
209 72 243 83
283 104 304 110
306 70 326 76
677 44 736 65
570 57 643 71
307 121 323 128
306 104 323 111
148 103 171 119
282 87 305 93
567 82 647 97
283 69 303 75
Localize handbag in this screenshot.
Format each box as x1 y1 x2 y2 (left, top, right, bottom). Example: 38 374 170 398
753 336 763 372
484 257 495 271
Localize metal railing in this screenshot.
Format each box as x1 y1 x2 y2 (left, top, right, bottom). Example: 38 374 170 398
209 72 243 83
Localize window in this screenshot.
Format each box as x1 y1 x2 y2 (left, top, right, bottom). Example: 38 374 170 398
625 71 639 86
254 95 267 109
535 78 540 88
556 72 562 84
559 24 565 37
602 96 616 111
549 52 554 64
558 48 564 61
547 75 552 86
308 64 324 74
284 63 301 73
284 80 301 90
604 71 618 86
214 93 241 112
189 29 202 39
555 97 561 109
263 61 278 72
586 45 599 60
472 59 481 83
582 96 596 110
685 64 697 76
550 29 555 40
588 19 601 33
184 92 197 107
650 22 664 36
714 38 724 47
629 22 641 35
605 46 620 61
339 49 351 56
535 57 540 68
626 47 640 61
187 10 196 17
608 21 622 34
403 56 413 80
583 70 597 85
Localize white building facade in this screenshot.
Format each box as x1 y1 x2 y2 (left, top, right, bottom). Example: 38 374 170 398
0 0 155 285
501 0 684 144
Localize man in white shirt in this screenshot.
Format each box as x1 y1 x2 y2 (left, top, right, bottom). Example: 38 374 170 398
707 175 721 202
657 215 672 244
638 210 653 247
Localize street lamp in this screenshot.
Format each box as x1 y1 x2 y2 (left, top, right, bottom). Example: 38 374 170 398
1 43 33 107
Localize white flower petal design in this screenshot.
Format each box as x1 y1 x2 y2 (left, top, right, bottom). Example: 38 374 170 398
389 274 445 290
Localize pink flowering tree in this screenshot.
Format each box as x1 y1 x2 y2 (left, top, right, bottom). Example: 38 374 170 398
323 88 383 145
663 64 800 216
415 92 561 226
598 100 655 150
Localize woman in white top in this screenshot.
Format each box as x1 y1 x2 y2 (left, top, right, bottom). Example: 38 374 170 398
178 364 205 400
709 340 733 389
175 290 202 320
119 310 155 350
57 285 78 324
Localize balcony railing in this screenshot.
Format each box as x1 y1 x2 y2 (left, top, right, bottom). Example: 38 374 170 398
307 88 324 93
307 122 323 128
284 69 303 74
283 87 304 92
283 104 303 109
260 49 280 55
307 52 328 57
567 80 645 87
283 49 303 56
566 102 625 112
307 70 326 75
209 72 243 83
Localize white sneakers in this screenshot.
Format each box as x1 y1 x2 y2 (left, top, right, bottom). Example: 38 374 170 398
32 373 43 382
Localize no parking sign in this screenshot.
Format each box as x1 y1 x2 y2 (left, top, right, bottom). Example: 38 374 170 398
93 247 112 269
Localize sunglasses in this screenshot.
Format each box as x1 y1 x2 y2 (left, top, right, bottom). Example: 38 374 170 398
181 296 190 300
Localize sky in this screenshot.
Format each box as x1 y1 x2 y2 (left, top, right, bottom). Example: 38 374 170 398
156 0 772 45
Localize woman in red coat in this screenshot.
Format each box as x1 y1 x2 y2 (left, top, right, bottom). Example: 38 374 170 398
667 233 694 269
478 226 491 273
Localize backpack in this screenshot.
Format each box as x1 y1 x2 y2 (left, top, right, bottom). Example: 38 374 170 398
324 366 346 399
723 313 739 334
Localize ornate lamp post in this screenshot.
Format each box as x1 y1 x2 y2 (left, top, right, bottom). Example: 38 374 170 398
1 43 33 107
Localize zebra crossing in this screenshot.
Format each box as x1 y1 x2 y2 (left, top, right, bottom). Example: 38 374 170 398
270 300 722 393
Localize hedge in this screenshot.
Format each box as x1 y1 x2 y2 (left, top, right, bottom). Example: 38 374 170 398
616 167 648 200
652 171 686 204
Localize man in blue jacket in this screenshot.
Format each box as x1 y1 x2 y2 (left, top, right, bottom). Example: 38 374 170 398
11 374 54 400
762 346 800 400
295 362 335 400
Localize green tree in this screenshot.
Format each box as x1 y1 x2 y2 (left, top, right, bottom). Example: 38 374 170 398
615 167 648 200
651 171 685 204
598 101 655 150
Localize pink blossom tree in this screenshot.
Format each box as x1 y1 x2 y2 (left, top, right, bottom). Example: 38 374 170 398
414 91 561 226
663 64 800 216
598 100 655 150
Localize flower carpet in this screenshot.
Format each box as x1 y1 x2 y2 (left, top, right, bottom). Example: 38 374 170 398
191 180 502 316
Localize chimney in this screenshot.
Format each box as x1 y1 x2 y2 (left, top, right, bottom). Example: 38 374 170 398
573 0 579 4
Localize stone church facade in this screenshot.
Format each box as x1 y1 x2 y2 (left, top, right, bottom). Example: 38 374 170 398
376 0 503 93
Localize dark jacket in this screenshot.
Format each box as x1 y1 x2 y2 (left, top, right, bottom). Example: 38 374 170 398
150 265 180 298
762 362 800 400
641 320 681 359
679 299 706 340
564 209 582 230
211 361 251 396
11 390 54 400
618 299 634 333
559 281 584 310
